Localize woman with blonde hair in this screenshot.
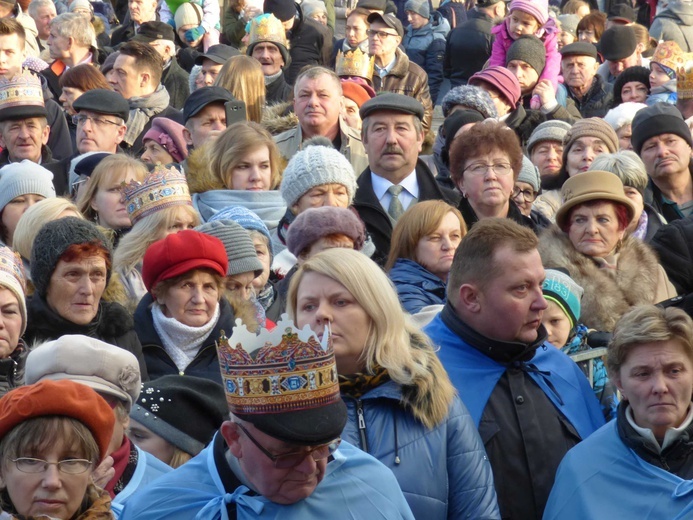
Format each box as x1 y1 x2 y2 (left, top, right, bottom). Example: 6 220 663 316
189 122 286 233
288 248 499 520
386 201 466 314
75 154 147 240
214 55 266 123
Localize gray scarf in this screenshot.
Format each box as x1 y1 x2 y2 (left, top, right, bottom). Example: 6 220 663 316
124 84 171 146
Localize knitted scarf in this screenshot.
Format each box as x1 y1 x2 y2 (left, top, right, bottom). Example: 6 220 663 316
152 302 220 371
124 85 171 146
339 364 390 399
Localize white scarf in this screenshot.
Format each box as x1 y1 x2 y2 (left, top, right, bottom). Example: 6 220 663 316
151 302 220 372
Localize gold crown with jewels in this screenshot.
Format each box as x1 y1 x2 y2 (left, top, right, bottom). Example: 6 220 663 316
247 14 289 50
120 165 191 225
335 48 375 81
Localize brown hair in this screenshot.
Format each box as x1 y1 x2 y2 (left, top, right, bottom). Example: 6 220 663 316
607 305 693 378
59 64 112 91
385 200 466 271
0 18 25 43
215 56 265 124
347 7 371 24
576 11 606 41
449 120 523 187
152 268 224 301
631 23 657 57
562 0 589 15
447 218 537 304
118 41 164 87
560 200 631 234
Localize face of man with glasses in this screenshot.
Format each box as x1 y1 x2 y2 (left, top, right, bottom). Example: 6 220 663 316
367 22 401 63
221 419 341 505
74 111 126 154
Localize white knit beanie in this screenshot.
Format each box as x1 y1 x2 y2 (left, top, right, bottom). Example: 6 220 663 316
280 137 358 207
0 161 55 212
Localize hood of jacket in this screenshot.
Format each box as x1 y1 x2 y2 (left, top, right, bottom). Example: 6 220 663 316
261 101 298 135
661 1 693 26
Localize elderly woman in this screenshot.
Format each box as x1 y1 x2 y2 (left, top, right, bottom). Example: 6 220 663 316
386 201 466 314
603 102 648 151
288 248 500 520
544 305 693 519
135 229 235 383
533 118 619 222
23 217 147 376
0 246 27 397
589 151 666 242
449 119 534 230
141 117 188 166
0 380 114 519
539 170 677 332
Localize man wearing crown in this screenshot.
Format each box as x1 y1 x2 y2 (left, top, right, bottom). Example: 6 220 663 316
246 14 293 104
119 317 415 519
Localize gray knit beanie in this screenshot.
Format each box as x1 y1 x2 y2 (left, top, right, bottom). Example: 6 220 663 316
286 206 366 257
404 0 429 19
527 120 572 155
0 161 55 212
506 34 546 75
280 137 358 208
196 220 263 277
517 155 540 192
558 14 580 37
441 85 498 119
31 217 112 298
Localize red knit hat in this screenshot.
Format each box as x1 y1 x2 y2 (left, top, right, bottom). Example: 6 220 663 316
469 66 522 109
142 229 229 293
0 380 115 461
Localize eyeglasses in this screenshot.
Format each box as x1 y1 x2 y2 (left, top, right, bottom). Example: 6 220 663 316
366 29 399 39
70 174 89 192
11 457 92 474
512 186 537 202
72 114 121 128
235 423 340 469
463 162 513 176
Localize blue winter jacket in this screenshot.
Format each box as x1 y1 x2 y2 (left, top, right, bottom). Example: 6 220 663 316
342 380 500 520
389 258 446 314
403 12 449 103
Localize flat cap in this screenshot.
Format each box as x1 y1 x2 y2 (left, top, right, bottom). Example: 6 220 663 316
133 21 175 42
72 89 129 122
560 42 598 60
360 92 424 120
598 25 637 61
183 86 235 122
367 12 403 37
194 44 241 66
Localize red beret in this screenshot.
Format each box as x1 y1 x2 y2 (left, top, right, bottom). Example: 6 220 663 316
142 229 229 293
0 380 115 461
341 80 373 108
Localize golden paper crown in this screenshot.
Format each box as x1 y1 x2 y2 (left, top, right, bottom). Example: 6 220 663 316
676 53 693 100
0 69 46 120
335 49 375 81
120 165 191 225
216 315 341 415
652 41 684 73
248 14 289 50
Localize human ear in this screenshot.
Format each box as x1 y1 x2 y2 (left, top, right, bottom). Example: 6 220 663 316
221 421 243 458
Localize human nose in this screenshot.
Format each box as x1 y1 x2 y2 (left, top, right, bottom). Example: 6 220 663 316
41 464 63 490
211 120 225 131
314 300 332 324
190 286 205 303
78 276 95 295
533 290 548 311
323 190 338 207
441 235 453 250
651 371 669 394
292 450 319 475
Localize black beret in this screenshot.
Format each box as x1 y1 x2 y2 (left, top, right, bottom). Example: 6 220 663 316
560 42 598 60
132 21 175 43
183 86 236 122
598 25 637 61
360 92 424 121
72 89 130 122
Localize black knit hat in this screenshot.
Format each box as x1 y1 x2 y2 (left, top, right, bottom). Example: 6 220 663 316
263 0 295 21
631 103 693 155
598 25 637 61
612 66 650 107
130 375 228 456
442 109 485 167
506 34 546 75
30 217 112 298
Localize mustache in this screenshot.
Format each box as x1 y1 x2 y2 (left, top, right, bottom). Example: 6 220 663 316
383 145 404 155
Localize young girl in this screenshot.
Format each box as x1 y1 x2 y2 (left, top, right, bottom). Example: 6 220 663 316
647 41 683 106
541 268 618 421
489 0 560 96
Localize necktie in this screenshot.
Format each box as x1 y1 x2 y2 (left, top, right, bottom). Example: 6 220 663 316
387 184 404 220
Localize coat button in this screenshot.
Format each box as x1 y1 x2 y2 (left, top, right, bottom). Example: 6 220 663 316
515 395 524 404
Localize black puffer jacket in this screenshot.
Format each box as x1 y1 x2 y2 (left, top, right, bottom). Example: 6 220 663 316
444 10 494 88
134 294 235 384
565 74 613 119
24 295 148 380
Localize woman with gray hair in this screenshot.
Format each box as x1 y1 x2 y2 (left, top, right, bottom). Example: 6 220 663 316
589 151 666 242
603 102 648 151
544 304 693 519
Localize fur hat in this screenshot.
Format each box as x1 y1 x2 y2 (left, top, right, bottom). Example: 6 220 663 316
469 66 522 109
0 161 55 213
25 335 142 411
195 220 263 277
508 0 548 26
527 120 571 155
603 102 648 133
30 217 112 298
631 102 693 155
286 206 366 257
506 34 546 75
542 268 583 329
280 137 358 207
142 117 189 163
563 118 619 156
130 375 228 456
441 85 498 119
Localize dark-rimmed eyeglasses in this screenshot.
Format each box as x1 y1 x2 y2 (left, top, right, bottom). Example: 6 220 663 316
235 423 340 469
11 457 92 474
366 29 399 39
512 186 537 202
72 114 121 128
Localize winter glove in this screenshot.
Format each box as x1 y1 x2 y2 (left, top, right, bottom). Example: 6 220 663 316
185 25 206 42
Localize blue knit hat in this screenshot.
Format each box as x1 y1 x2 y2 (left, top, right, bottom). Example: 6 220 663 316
542 268 583 328
209 206 274 260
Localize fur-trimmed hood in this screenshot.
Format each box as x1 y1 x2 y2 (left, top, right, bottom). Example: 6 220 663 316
262 102 297 136
538 225 669 332
185 144 224 194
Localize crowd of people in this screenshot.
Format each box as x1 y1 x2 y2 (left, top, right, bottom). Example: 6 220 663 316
0 0 690 518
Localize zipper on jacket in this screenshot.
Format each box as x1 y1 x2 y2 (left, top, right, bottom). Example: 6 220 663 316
356 399 369 452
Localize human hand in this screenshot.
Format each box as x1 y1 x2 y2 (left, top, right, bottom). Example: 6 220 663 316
533 79 556 107
92 456 115 489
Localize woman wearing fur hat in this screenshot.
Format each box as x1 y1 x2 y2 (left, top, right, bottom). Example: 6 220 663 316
539 170 677 332
0 246 28 397
289 248 500 520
